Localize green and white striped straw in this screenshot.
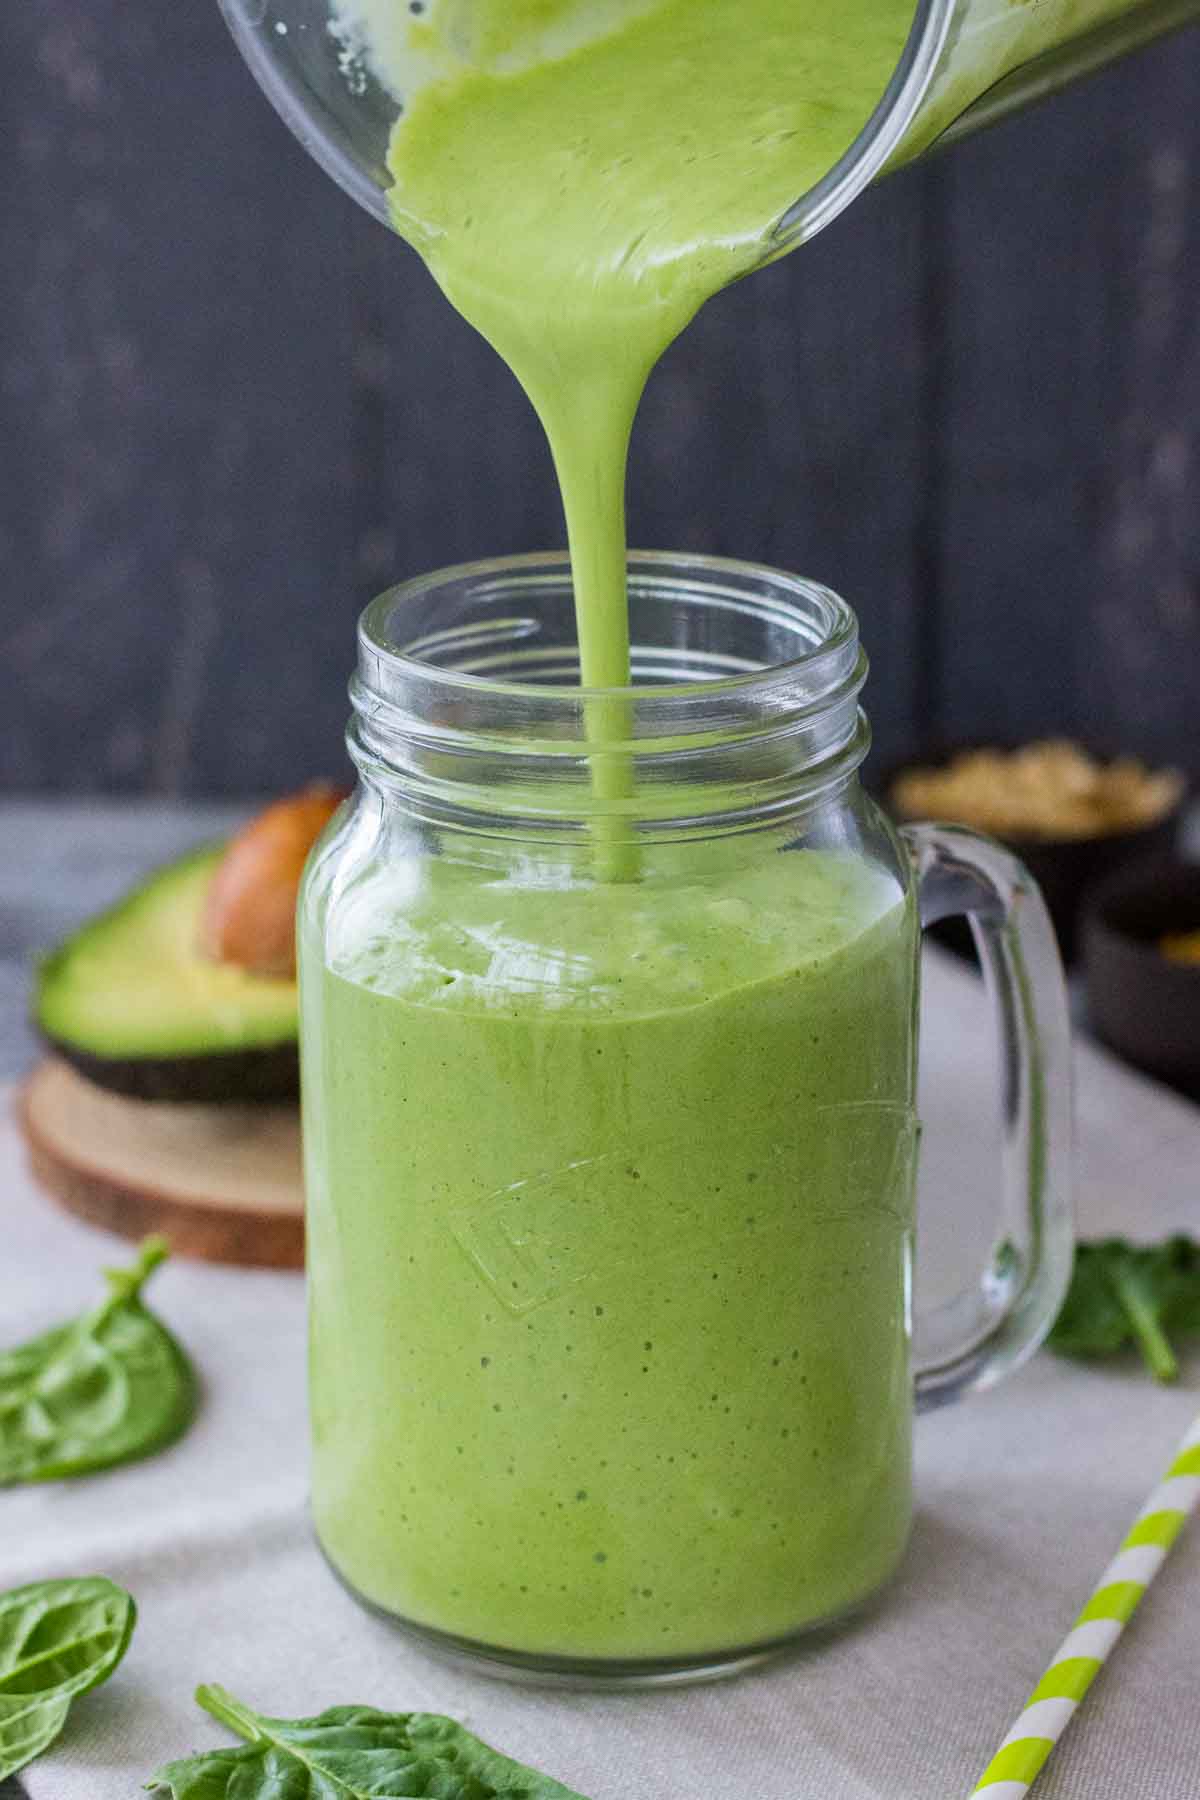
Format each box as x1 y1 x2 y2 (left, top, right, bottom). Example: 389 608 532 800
972 1409 1200 1798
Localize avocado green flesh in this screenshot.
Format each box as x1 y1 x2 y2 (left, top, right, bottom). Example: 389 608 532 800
35 849 299 1065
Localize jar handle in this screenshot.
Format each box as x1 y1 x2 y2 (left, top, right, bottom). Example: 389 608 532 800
902 824 1075 1412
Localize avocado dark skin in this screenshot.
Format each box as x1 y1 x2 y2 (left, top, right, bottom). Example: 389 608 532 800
45 1040 300 1106
32 845 302 1106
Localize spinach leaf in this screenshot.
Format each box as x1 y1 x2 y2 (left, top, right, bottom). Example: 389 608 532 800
1048 1236 1200 1382
1156 1236 1200 1333
1049 1241 1145 1359
0 1576 136 1779
146 1684 593 1799
0 1238 195 1484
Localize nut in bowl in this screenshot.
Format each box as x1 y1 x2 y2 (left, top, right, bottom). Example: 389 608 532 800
886 740 1185 961
1083 858 1200 1104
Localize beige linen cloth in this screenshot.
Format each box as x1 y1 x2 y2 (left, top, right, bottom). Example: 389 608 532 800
3 952 1198 1800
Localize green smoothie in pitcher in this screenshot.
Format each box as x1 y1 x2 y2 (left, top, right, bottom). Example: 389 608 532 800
363 0 917 690
303 0 924 1664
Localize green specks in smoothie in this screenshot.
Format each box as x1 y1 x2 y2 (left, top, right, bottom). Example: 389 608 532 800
310 851 917 1656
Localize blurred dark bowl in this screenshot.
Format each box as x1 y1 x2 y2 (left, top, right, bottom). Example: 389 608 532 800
877 743 1185 964
1083 859 1200 1102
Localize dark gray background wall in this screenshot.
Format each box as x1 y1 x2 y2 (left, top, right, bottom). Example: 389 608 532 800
2 8 1199 794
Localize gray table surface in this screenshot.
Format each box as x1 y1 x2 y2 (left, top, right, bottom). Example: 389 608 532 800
0 803 257 1800
1 800 1198 1800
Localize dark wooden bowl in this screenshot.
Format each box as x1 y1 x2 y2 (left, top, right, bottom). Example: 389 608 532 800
877 745 1185 964
1082 859 1200 1102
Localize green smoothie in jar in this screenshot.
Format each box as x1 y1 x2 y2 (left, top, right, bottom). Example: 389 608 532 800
305 845 918 1659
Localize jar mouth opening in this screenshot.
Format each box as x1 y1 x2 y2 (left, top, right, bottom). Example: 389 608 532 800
359 549 861 706
352 552 870 829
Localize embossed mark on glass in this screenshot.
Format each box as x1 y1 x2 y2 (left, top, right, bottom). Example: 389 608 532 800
450 1101 919 1317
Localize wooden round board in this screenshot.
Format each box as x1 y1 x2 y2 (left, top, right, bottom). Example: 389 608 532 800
20 1060 304 1269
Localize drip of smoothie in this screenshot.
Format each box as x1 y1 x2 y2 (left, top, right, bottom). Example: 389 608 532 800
337 0 917 691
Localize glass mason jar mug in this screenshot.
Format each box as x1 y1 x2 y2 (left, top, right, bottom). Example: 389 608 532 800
299 553 1073 1683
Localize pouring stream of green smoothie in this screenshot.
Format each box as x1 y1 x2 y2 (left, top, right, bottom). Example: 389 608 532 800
337 0 915 849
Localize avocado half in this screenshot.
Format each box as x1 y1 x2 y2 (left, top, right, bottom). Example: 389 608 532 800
34 848 300 1104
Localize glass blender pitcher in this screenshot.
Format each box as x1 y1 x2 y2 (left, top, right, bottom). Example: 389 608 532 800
219 0 1200 244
